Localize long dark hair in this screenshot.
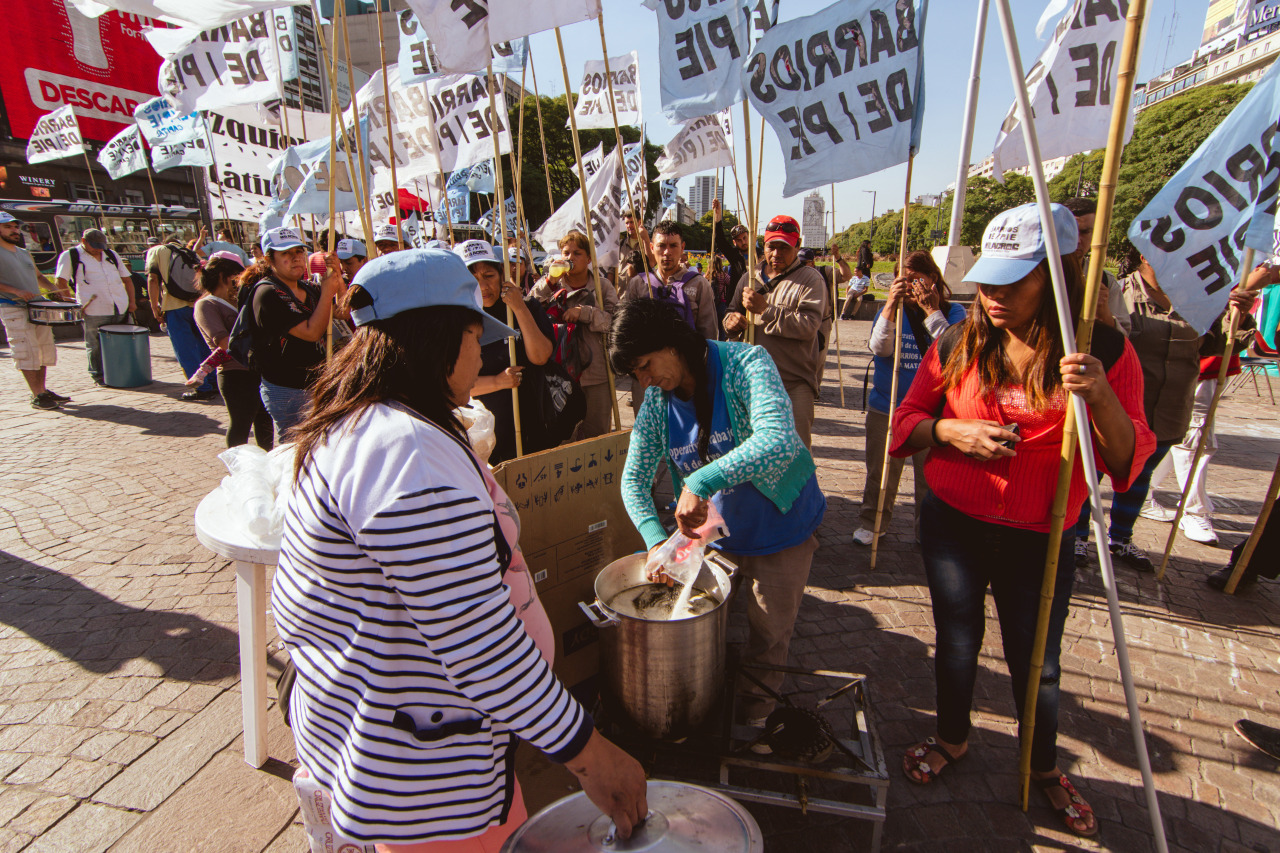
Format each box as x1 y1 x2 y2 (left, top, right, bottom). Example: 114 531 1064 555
609 300 713 460
196 257 245 298
941 255 1085 409
292 294 483 482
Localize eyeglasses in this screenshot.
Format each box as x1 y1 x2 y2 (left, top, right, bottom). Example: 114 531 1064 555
767 220 799 235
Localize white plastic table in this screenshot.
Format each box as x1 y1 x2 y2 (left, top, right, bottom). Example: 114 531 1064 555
194 487 281 768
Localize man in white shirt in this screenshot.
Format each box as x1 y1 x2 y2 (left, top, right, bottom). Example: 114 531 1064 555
55 228 135 385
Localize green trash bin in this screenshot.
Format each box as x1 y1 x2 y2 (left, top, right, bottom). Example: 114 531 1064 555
100 324 152 388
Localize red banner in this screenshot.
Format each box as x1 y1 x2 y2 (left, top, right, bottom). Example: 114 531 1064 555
0 4 170 143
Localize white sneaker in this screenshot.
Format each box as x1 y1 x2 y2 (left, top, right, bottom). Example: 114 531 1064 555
852 527 875 546
1139 500 1176 522
1180 514 1218 544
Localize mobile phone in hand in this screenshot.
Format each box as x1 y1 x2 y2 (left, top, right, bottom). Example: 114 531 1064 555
998 423 1020 449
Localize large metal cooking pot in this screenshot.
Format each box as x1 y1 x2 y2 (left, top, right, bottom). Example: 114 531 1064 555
580 551 736 739
27 300 82 325
501 780 763 853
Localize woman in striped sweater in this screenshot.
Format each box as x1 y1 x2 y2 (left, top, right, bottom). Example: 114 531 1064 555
889 204 1155 838
272 249 646 851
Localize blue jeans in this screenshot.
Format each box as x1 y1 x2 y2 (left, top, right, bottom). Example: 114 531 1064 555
164 305 215 394
1075 441 1174 543
259 378 309 443
921 493 1076 773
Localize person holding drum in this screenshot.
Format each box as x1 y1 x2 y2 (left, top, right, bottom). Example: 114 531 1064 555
0 212 73 410
273 249 647 849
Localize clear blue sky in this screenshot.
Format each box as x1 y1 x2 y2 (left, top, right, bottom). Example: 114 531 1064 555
523 0 1205 235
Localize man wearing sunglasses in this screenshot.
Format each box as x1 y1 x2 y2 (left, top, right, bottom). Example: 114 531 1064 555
723 215 828 447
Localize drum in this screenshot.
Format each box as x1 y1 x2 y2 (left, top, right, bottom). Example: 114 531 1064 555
99 324 152 388
27 300 83 325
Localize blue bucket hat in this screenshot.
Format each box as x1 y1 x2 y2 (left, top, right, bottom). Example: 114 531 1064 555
964 202 1079 287
349 248 516 344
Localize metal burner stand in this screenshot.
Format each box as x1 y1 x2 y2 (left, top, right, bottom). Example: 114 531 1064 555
599 663 889 852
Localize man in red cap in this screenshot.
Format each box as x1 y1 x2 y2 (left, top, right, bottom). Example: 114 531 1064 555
723 214 828 447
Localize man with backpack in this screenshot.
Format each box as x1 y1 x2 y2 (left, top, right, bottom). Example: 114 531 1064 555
148 236 216 400
54 229 135 387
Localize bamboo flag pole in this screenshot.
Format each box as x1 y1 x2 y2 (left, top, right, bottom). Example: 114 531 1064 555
753 115 765 230
1225 454 1280 593
709 170 718 278
316 0 341 361
742 103 757 345
528 56 557 219
487 63 525 458
1017 0 1147 809
868 154 914 571
373 7 404 250
79 150 105 228
555 25 621 432
992 1 1166 847
597 14 651 281
511 62 533 266
1156 280 1248 580
337 6 375 251
947 0 990 246
830 182 845 407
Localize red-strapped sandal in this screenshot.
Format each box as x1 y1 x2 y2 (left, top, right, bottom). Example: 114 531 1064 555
901 737 966 785
1036 772 1099 837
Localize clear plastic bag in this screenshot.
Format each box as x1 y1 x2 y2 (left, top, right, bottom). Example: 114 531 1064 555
454 397 497 463
644 504 729 619
218 445 274 538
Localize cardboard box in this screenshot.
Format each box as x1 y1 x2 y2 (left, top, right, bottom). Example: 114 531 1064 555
493 430 645 690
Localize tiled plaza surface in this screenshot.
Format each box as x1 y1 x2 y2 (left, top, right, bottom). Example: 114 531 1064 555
0 320 1276 852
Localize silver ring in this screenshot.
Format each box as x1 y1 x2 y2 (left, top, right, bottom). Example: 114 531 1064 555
1079 364 1087 375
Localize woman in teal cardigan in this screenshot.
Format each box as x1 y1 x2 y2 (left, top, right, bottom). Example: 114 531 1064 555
611 299 825 725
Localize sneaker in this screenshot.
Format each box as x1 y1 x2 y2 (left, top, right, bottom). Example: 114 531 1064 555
1139 499 1176 523
181 388 217 401
43 389 70 402
1180 514 1218 545
1074 538 1091 568
30 392 60 411
852 527 875 546
1109 539 1154 573
1207 564 1257 591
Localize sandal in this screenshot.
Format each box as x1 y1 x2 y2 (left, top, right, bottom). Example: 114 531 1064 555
901 736 966 785
1035 772 1099 837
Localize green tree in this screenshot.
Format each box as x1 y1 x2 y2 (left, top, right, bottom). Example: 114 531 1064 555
683 209 740 252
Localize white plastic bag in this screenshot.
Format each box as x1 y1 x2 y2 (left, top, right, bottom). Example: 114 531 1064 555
644 504 729 619
217 445 274 538
293 766 375 853
454 397 496 463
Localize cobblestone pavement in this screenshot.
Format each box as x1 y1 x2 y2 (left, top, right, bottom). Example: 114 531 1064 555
0 322 1276 852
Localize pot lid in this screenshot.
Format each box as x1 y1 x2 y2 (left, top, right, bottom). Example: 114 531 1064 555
500 781 763 853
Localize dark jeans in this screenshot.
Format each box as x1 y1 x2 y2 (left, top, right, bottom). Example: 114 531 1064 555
164 304 215 394
218 370 273 449
1075 441 1174 542
921 493 1076 773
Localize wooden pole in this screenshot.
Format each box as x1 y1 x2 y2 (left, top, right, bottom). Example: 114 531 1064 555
510 64 533 267
1017 0 1149 807
992 1 1166 846
1156 294 1247 579
337 5 375 253
1225 454 1280 593
372 9 404 250
742 103 757 345
528 56 557 220
312 0 341 360
79 150 105 228
868 154 914 570
596 15 650 281
831 182 845 408
709 170 718 268
487 63 524 458
555 26 620 432
753 115 765 231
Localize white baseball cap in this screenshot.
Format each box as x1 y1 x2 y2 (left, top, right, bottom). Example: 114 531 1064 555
454 239 500 267
0 212 20 224
373 224 400 244
964 202 1079 287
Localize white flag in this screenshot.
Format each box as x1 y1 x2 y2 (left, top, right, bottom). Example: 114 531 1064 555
63 0 306 30
580 143 606 184
744 0 928 197
991 0 1131 179
358 66 440 204
404 0 493 74
26 106 86 165
569 52 642 131
97 125 149 179
478 196 519 236
134 97 213 171
428 73 514 174
147 13 288 114
396 8 528 84
488 0 600 44
534 142 639 269
654 110 735 182
644 0 749 122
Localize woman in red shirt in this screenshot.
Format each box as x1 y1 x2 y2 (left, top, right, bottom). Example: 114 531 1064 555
890 204 1155 838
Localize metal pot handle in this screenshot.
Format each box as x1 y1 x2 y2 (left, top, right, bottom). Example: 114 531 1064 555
603 810 659 847
704 552 738 580
578 599 619 628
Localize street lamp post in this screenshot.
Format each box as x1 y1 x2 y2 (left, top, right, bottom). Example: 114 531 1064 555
863 189 876 246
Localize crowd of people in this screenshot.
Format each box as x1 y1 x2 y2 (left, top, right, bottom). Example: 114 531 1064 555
1 197 1277 848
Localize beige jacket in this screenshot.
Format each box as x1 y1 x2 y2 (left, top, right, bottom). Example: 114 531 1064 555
726 260 829 393
531 273 619 388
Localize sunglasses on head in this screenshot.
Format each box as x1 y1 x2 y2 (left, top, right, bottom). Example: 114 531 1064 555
767 220 799 235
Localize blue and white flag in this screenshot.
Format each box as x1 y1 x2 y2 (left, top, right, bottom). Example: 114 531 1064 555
643 0 749 122
1129 58 1280 335
654 110 734 182
660 179 680 211
147 12 292 114
478 195 519 237
134 97 213 171
449 160 496 195
258 198 287 232
396 7 528 85
281 118 371 218
434 185 471 224
744 0 928 197
97 125 149 180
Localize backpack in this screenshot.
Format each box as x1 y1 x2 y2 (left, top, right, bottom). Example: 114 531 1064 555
646 270 699 331
67 246 120 287
159 244 202 302
226 277 271 368
544 288 595 382
536 358 586 447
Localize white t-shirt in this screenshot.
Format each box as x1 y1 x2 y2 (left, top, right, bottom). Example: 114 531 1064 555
55 247 131 316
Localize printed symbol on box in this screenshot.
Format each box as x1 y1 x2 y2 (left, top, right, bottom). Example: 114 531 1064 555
554 485 565 502
571 482 584 495
603 472 614 485
555 461 564 479
588 453 598 468
534 569 548 583
534 465 547 484
570 457 583 473
605 448 614 463
516 473 528 490
586 476 599 489
534 492 549 506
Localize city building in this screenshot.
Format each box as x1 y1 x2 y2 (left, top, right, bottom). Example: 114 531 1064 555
801 191 827 250
686 174 723 219
966 154 1072 182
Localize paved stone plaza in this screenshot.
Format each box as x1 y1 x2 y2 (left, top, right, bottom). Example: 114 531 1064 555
0 321 1276 852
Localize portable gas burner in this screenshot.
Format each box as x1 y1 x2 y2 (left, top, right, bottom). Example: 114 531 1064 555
597 662 889 852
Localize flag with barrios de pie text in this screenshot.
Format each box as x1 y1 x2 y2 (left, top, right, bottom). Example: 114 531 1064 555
97 125 148 179
654 110 734 182
26 106 86 164
744 0 928 198
644 0 749 122
396 7 528 85
569 52 642 130
147 12 294 114
64 0 306 29
134 97 213 171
